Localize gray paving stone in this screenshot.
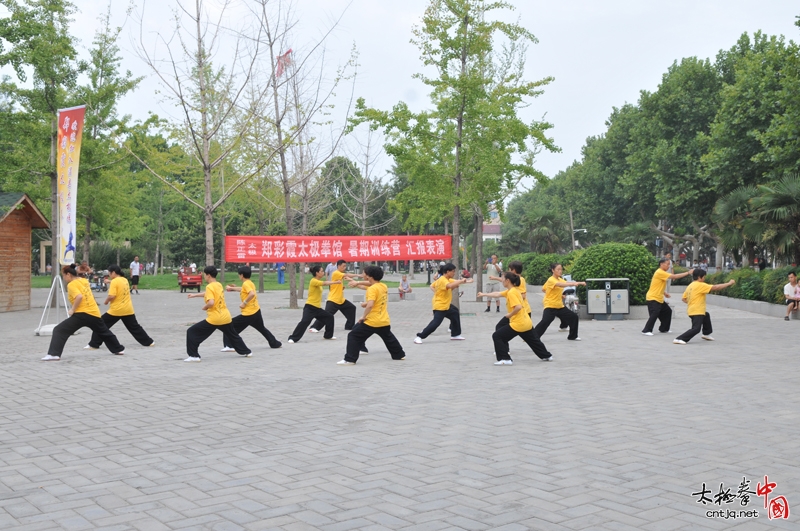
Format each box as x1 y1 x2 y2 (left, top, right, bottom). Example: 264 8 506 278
0 287 796 530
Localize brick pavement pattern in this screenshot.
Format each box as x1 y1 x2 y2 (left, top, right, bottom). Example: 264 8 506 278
0 284 797 530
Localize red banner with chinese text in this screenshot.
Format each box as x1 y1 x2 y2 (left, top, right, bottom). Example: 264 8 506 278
225 235 452 263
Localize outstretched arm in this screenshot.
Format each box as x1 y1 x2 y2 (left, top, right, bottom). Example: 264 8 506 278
477 291 504 299
711 279 736 291
446 278 473 289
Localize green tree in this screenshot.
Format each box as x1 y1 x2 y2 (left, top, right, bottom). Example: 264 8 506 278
0 0 82 276
355 0 556 303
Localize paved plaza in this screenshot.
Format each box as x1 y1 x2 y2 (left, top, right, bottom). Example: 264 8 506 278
0 281 797 530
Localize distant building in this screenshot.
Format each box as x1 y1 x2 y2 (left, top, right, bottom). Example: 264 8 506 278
482 206 502 242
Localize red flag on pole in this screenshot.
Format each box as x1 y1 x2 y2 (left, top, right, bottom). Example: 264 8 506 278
276 49 293 77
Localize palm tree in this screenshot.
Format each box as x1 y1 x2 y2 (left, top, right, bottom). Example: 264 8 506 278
520 209 569 253
713 185 759 267
750 174 800 265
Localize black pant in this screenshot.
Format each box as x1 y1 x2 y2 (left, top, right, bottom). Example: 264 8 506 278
187 320 250 358
48 312 125 357
535 307 578 339
493 324 551 361
676 313 712 343
417 305 461 338
223 310 282 348
88 313 153 348
311 300 357 330
344 323 405 363
642 300 672 333
288 304 334 341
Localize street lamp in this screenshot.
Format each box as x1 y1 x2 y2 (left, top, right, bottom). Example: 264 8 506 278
571 228 587 251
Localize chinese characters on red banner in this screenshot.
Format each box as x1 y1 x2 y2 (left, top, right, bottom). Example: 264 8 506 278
224 236 452 263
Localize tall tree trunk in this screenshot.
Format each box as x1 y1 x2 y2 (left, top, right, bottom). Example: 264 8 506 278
475 211 484 300
83 215 91 262
258 263 264 292
220 214 226 283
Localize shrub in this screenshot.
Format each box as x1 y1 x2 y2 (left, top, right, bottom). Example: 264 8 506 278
570 243 658 305
761 266 796 304
723 268 760 300
671 265 692 286
502 251 578 285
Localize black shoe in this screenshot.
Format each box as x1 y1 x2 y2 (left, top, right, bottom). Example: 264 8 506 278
496 307 501 312
484 307 491 312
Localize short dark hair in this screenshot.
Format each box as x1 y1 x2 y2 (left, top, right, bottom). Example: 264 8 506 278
658 258 670 265
107 264 123 276
438 263 456 275
62 264 77 276
508 260 523 274
337 259 347 266
549 262 562 273
238 266 252 278
204 265 218 278
364 265 383 281
504 271 520 286
789 271 797 278
310 265 323 276
692 269 706 280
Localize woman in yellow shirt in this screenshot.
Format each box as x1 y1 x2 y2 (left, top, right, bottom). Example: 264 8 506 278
309 259 364 333
674 270 735 344
478 272 552 365
42 264 125 361
84 264 154 350
287 265 342 343
185 265 251 362
534 263 586 341
221 265 282 352
414 263 473 344
337 265 406 365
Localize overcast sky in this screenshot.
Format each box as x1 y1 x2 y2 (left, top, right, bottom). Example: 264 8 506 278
69 0 799 186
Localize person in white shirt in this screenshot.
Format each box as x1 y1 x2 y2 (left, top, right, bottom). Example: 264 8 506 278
784 271 799 321
483 255 503 312
129 256 142 294
325 261 337 280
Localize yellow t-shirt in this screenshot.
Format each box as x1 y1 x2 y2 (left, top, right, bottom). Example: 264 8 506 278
501 288 533 332
107 276 134 316
68 278 101 318
646 268 671 303
307 278 324 308
683 281 713 316
519 275 532 314
364 282 390 327
240 279 260 316
542 275 565 309
205 281 232 325
431 276 452 311
328 270 345 304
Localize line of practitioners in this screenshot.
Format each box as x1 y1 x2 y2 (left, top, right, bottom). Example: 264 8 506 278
43 257 734 364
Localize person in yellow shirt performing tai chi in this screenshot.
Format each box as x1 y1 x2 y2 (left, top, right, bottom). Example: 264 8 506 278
641 259 694 336
414 263 473 344
184 266 251 362
478 271 553 365
42 264 125 360
337 265 406 365
84 264 154 350
287 265 341 343
673 270 735 345
308 259 363 334
220 265 282 352
534 263 586 341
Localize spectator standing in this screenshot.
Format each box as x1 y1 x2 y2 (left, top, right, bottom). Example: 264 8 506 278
129 256 142 294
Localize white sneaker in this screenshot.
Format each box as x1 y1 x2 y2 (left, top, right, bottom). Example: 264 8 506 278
541 356 553 362
673 339 686 345
83 345 99 350
220 347 236 352
149 343 155 347
450 335 466 341
337 360 355 365
360 350 369 355
569 337 582 341
493 360 513 366
288 339 295 344
641 332 654 336
414 337 423 344
240 352 253 357
701 335 715 341
447 328 451 333
184 356 202 362
395 356 405 360
114 351 125 356
323 336 337 340
308 328 319 334
41 355 61 361
661 330 673 333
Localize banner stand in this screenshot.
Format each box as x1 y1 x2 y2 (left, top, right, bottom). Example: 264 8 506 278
35 275 70 336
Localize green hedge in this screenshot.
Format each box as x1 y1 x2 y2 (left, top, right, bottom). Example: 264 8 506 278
570 243 658 305
501 251 580 285
699 266 796 304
